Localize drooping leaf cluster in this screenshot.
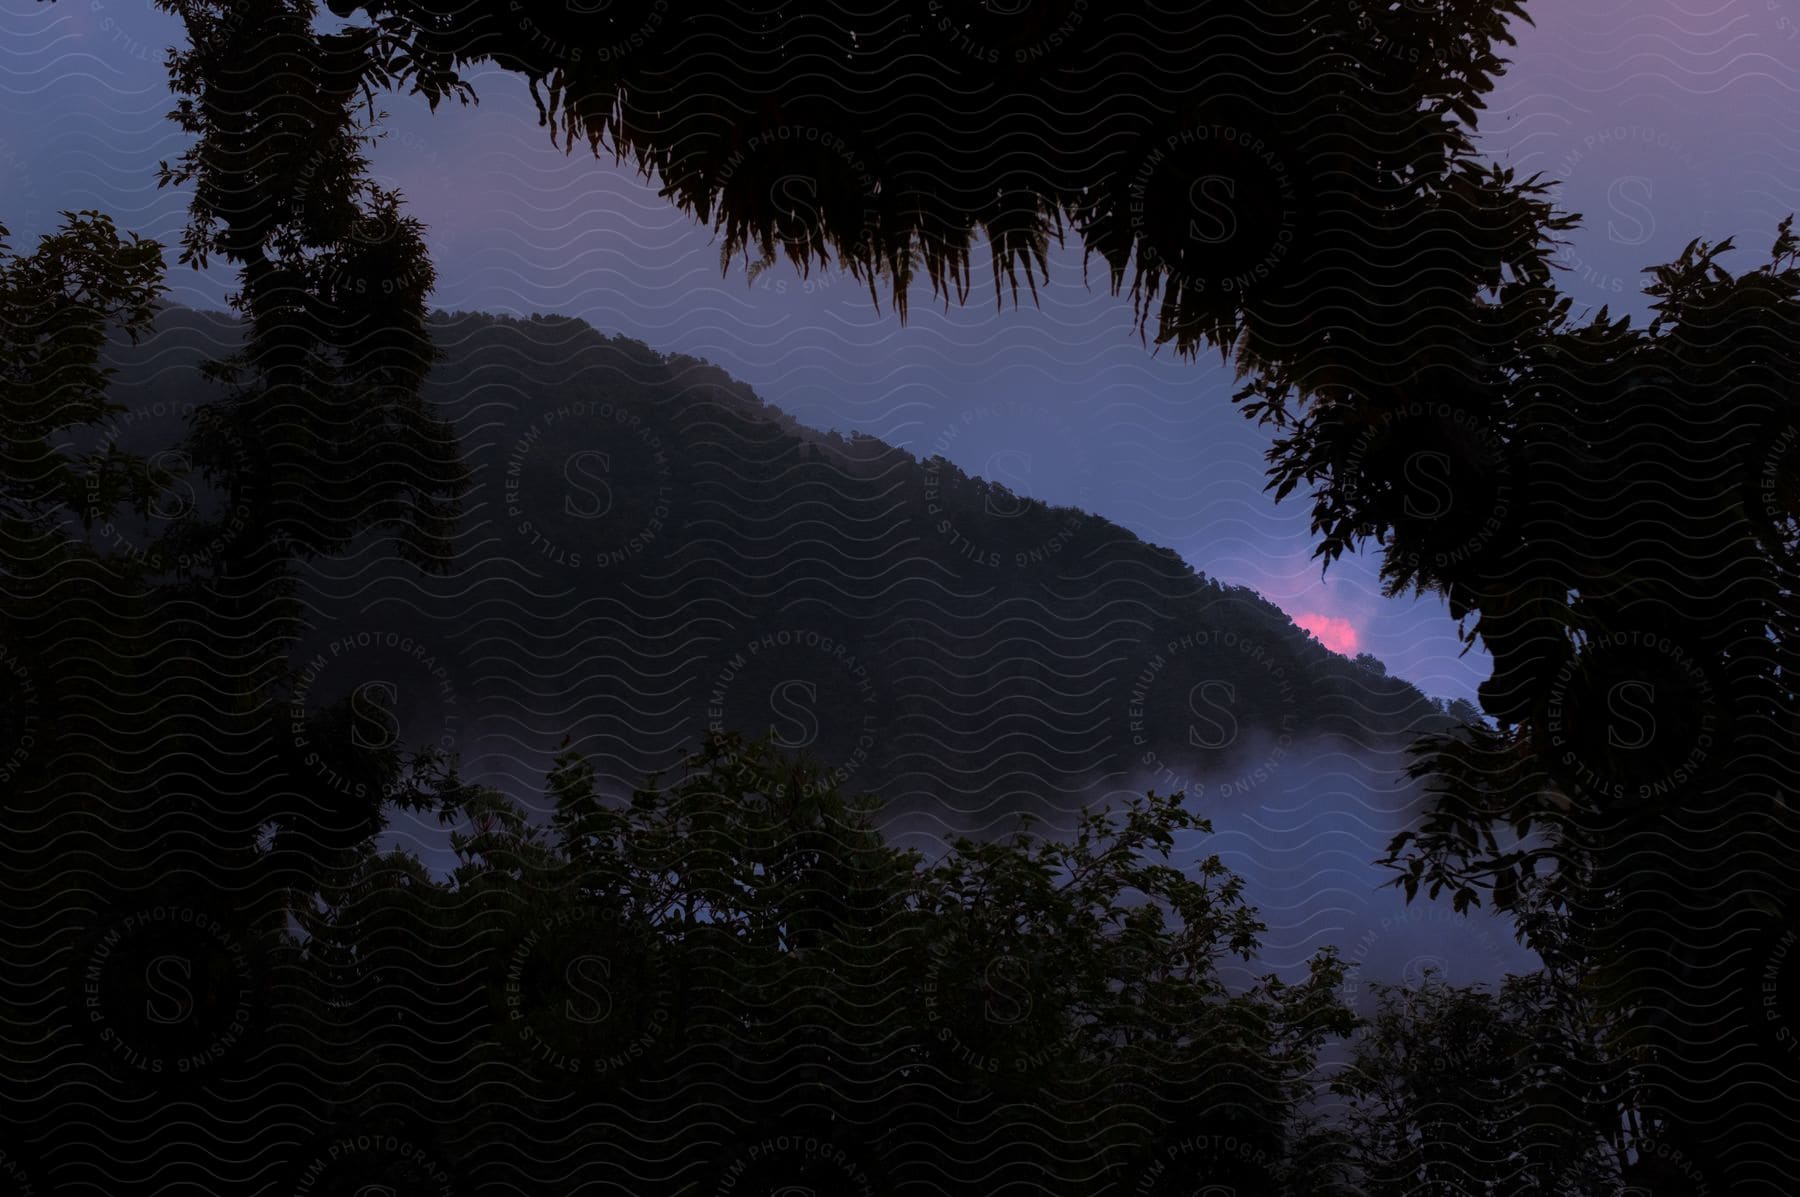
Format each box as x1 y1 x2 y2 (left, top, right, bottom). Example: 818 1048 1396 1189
317 0 1558 384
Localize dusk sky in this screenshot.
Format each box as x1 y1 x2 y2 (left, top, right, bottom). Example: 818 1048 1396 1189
5 0 1795 705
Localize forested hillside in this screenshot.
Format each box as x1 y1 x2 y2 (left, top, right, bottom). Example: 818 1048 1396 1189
94 305 1448 839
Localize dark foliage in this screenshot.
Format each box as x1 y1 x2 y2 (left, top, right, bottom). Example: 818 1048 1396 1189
11 0 1799 1191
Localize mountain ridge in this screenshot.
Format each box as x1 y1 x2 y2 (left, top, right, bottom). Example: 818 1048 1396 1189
94 303 1449 827
84 303 1537 994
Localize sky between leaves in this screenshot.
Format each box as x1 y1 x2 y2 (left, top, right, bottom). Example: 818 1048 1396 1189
1 0 1795 701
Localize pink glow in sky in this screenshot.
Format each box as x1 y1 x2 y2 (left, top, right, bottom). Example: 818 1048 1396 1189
1294 612 1360 656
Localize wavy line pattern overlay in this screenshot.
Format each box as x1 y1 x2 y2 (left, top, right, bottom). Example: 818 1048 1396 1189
4 1 1799 1194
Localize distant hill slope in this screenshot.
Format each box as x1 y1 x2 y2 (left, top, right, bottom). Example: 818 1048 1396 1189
93 307 1543 998
97 307 1448 832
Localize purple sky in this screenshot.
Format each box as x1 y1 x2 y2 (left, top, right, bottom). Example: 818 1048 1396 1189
3 0 1794 703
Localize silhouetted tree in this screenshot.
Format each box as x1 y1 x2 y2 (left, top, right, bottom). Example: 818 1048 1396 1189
1371 225 1800 1189
1336 971 1629 1195
289 729 1355 1194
